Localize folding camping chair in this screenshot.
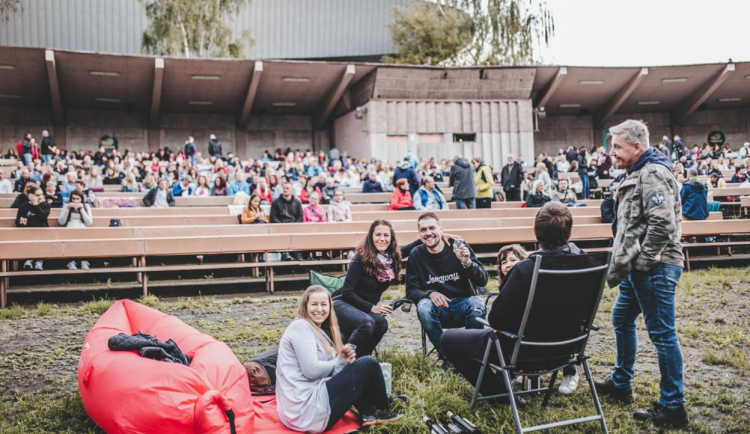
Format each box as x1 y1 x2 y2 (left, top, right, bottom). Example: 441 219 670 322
469 252 611 434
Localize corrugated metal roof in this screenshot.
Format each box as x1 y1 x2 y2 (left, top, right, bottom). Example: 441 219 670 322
0 0 414 59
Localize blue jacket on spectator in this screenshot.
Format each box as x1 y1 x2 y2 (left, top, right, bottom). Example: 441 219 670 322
680 179 708 221
393 163 419 196
362 179 384 193
172 182 192 197
228 180 251 196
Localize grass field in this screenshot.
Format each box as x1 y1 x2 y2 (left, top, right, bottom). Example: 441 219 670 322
1 267 748 433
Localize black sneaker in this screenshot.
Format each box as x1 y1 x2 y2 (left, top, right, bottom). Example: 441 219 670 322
361 410 404 427
633 402 688 427
438 357 453 371
594 377 634 403
389 394 409 406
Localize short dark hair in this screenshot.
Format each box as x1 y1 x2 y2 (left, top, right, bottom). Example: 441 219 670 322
417 212 441 225
534 202 573 250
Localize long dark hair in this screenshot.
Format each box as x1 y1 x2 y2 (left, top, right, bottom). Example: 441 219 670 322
65 190 90 226
357 219 402 278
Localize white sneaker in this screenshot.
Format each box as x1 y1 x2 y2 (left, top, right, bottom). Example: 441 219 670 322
81 261 90 270
67 261 78 270
558 372 579 395
24 260 33 269
34 260 44 271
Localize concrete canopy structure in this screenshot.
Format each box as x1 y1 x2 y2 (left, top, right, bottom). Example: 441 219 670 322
1 45 749 165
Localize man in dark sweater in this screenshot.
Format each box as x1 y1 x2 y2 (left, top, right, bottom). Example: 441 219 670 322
406 212 488 363
41 130 57 164
500 154 524 201
15 185 50 270
270 182 304 260
441 202 585 398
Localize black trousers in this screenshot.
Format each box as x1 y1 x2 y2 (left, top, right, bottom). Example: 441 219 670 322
505 190 522 202
334 300 388 357
325 356 389 430
441 329 576 396
476 198 492 209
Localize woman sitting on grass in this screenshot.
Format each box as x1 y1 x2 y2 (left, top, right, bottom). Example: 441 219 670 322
276 286 404 433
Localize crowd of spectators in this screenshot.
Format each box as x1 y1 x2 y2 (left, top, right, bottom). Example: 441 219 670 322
3 130 749 224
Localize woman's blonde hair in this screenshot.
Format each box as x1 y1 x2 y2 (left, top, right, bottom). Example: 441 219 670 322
296 285 343 355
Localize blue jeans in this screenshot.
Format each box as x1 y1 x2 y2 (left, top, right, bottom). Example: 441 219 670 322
580 174 590 199
23 153 32 164
417 296 486 359
42 154 52 164
454 198 476 209
611 263 684 409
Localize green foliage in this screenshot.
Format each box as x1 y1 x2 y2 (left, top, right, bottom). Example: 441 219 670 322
0 304 25 320
383 2 473 66
0 0 21 25
386 0 554 66
139 0 253 58
80 299 115 316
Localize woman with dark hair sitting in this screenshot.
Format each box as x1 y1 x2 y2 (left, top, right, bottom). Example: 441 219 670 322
59 190 94 270
276 286 404 433
211 176 227 196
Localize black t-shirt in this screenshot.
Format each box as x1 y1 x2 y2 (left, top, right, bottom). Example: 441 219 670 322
406 241 487 301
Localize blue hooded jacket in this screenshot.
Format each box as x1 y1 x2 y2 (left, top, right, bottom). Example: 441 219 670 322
627 147 673 174
680 180 708 221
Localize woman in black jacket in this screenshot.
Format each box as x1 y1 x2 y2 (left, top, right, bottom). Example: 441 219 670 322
15 186 50 270
332 220 459 357
525 180 551 208
331 220 420 357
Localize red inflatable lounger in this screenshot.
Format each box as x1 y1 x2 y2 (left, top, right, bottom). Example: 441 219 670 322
78 300 360 434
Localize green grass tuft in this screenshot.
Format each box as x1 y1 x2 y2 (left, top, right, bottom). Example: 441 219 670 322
0 304 26 320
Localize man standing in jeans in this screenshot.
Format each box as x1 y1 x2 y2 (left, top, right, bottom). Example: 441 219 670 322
449 155 476 209
596 119 687 427
406 212 487 367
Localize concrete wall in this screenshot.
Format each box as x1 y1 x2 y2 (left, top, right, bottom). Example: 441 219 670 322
0 107 53 151
536 109 750 154
680 108 750 148
247 115 313 155
333 111 371 159
160 113 236 156
336 99 535 169
66 109 150 153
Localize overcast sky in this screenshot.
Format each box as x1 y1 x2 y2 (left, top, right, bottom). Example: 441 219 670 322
536 0 750 66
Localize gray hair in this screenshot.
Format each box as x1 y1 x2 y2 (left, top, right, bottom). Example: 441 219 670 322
687 168 698 177
609 119 650 150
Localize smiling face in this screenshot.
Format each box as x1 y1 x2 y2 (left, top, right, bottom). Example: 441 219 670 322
500 252 521 277
418 217 443 250
610 134 643 170
372 224 392 253
309 193 319 206
306 291 330 326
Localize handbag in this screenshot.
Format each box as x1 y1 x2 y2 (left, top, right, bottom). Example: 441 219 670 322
109 219 122 227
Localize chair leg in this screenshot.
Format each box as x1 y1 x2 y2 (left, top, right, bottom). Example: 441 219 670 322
495 341 524 434
582 359 609 434
421 326 427 357
470 339 494 409
542 369 559 407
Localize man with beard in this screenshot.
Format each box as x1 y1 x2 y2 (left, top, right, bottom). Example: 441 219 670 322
406 212 488 367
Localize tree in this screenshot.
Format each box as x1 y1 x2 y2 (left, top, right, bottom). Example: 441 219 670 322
383 2 473 66
140 0 254 59
0 0 22 27
385 0 554 66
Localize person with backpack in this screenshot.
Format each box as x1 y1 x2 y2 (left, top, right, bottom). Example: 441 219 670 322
183 136 197 165
276 286 405 433
472 157 494 208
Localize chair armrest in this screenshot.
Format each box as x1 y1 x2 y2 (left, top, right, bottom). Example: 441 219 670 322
498 331 519 340
476 318 491 327
483 292 499 307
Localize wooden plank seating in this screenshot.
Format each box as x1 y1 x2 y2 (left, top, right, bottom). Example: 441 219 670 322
0 199 605 219
1 218 747 306
707 187 750 199
741 196 750 218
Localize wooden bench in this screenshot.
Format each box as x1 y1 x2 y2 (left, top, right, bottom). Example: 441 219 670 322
2 219 747 306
